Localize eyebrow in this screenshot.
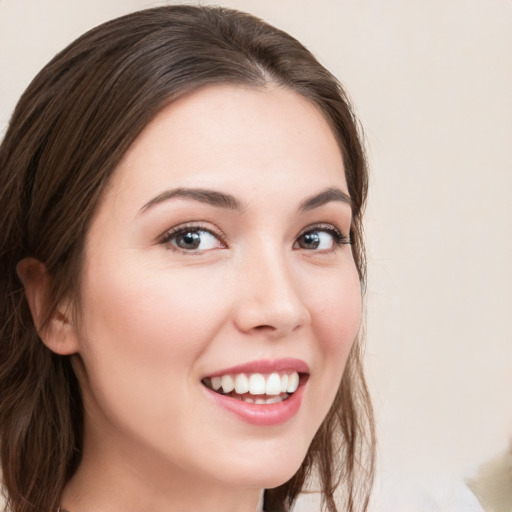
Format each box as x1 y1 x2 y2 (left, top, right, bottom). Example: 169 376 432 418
139 187 244 214
139 185 352 215
298 187 353 212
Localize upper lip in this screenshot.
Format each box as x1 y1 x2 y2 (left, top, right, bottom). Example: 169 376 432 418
204 358 310 378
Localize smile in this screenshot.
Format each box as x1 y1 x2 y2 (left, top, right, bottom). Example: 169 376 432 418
201 359 309 425
202 371 301 404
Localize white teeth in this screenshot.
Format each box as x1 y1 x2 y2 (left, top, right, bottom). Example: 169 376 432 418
265 373 282 396
286 372 299 393
265 396 283 404
241 393 288 404
221 375 235 393
211 376 222 391
280 374 289 393
248 373 266 395
251 396 286 404
209 370 302 396
234 374 249 394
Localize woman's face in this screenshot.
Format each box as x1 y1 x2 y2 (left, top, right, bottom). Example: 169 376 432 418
71 84 362 492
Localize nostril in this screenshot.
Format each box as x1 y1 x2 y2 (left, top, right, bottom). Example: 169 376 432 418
254 324 275 331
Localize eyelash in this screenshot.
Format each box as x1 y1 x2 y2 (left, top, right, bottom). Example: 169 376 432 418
159 222 351 253
295 223 352 253
159 222 226 253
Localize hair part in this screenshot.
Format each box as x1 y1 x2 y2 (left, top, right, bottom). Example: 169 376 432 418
0 6 374 512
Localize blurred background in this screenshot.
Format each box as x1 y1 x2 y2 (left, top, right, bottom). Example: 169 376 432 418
1 1 511 510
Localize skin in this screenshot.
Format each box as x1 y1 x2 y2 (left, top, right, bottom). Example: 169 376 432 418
32 84 362 512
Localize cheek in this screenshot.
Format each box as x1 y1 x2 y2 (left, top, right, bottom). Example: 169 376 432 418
310 266 362 357
74 260 237 451
303 264 362 417
75 259 230 403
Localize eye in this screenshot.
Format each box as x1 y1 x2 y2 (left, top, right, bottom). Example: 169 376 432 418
296 231 334 250
294 225 351 252
160 225 225 252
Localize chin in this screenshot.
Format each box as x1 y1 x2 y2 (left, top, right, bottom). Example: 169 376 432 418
217 441 310 490
228 467 303 491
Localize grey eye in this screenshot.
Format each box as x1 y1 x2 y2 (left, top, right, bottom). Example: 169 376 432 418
295 230 335 250
169 229 220 251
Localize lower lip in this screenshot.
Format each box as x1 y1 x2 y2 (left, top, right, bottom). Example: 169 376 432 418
204 380 306 426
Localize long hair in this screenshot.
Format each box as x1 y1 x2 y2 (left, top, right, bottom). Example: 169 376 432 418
0 6 375 512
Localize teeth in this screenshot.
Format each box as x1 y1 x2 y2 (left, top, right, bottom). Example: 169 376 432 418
234 374 249 394
265 396 284 404
248 373 266 395
265 373 282 396
286 372 299 393
208 371 301 397
221 375 235 393
211 376 222 391
280 374 289 393
247 395 286 404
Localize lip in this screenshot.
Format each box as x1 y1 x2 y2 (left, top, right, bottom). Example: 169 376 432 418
202 358 309 426
204 358 310 378
203 378 307 426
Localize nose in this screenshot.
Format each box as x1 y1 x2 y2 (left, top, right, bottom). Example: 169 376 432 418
232 248 312 338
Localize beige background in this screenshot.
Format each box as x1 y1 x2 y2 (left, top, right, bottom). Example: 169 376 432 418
1 1 511 511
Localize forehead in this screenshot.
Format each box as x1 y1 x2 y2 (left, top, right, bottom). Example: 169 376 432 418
104 84 348 211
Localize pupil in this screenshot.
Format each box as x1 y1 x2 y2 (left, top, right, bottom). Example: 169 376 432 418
178 231 200 249
303 232 319 249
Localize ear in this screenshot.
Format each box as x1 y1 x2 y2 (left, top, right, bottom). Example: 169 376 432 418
16 258 80 355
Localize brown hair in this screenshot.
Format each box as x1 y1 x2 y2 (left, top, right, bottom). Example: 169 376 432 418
0 6 374 512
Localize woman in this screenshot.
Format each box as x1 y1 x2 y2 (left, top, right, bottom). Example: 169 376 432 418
0 6 375 512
